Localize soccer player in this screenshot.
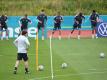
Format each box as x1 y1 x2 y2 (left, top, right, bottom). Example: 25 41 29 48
0 14 8 40
51 12 63 40
90 10 99 39
69 12 85 39
19 14 31 35
13 31 30 74
37 9 47 40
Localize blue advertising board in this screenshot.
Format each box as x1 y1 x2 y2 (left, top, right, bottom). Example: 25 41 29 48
1 15 107 38
97 22 107 37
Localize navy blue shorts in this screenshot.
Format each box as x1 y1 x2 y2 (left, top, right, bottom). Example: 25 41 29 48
53 23 61 30
17 53 28 61
0 24 8 31
73 23 81 29
37 23 44 30
21 25 27 31
91 21 97 28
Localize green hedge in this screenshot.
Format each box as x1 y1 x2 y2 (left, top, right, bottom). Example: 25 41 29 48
0 0 107 15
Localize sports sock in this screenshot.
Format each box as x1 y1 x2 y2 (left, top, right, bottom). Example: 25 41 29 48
25 68 28 72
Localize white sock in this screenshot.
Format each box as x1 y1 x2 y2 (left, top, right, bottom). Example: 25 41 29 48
59 36 61 40
50 35 52 39
68 34 71 39
78 35 80 39
92 35 94 39
42 36 44 40
1 36 3 40
6 36 9 40
95 34 98 38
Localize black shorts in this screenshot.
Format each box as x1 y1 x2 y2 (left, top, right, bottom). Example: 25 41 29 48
21 26 28 31
17 53 28 61
73 23 81 29
0 24 8 31
37 23 44 30
53 23 61 30
91 22 97 28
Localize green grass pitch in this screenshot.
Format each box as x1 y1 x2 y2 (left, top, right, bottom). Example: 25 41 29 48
0 38 107 80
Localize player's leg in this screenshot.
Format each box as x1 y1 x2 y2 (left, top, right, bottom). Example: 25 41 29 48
0 27 3 40
14 60 20 74
24 61 29 74
0 27 1 39
58 24 61 40
91 22 96 39
92 27 94 39
13 53 22 74
23 54 29 74
77 24 81 39
4 24 9 40
78 28 81 39
18 26 23 36
42 26 44 40
51 24 57 38
94 23 98 38
69 23 76 38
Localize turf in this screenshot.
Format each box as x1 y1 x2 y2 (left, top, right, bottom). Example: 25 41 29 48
0 38 107 80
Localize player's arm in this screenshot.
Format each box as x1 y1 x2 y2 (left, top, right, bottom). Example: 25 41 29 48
45 15 47 22
0 20 1 27
28 18 32 24
37 15 42 24
61 16 63 22
5 15 8 23
74 17 79 24
13 38 19 48
90 15 96 22
83 16 85 20
54 16 57 23
82 16 85 23
96 13 100 22
19 18 22 27
25 38 30 51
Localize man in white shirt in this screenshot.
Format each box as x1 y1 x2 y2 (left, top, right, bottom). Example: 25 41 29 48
13 31 30 74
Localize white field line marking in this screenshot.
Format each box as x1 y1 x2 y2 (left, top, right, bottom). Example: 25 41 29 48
49 36 54 79
88 69 97 71
29 71 107 80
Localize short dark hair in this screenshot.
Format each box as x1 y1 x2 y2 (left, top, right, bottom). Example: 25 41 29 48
79 12 82 16
25 14 27 17
93 10 96 13
1 14 5 17
22 31 27 35
41 9 44 12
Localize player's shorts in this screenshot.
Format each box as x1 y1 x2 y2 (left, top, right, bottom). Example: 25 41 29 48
37 23 44 30
17 53 28 61
53 23 61 30
21 26 28 31
91 21 97 28
0 24 8 31
73 23 81 29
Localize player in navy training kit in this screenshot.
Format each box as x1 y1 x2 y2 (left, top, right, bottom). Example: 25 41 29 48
37 9 47 40
69 12 85 39
0 14 9 40
51 12 63 40
19 14 31 35
90 10 99 39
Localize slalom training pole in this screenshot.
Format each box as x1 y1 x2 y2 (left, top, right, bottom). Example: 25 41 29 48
36 32 39 71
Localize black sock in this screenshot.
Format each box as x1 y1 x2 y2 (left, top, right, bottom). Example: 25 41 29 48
14 67 17 71
25 68 28 72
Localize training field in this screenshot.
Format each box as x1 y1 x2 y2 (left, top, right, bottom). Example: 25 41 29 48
0 38 107 80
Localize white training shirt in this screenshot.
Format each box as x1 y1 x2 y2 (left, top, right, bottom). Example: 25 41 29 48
13 35 30 53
